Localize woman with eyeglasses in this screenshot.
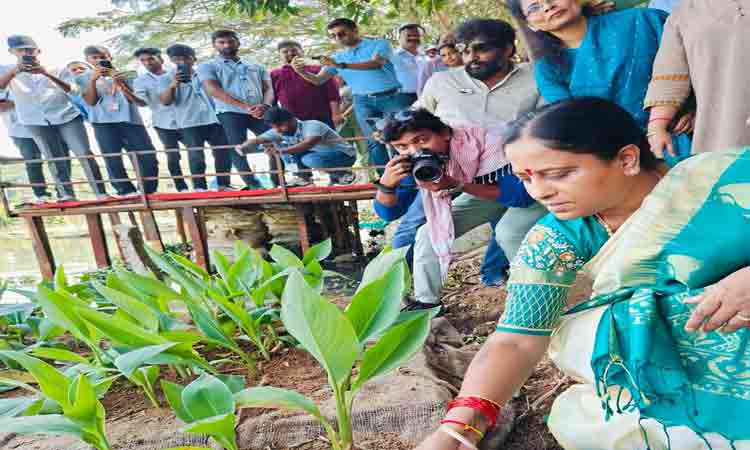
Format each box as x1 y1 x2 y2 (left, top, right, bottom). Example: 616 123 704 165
506 0 692 164
415 96 750 450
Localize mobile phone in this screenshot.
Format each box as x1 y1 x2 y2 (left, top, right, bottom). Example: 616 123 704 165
98 60 114 70
310 56 323 60
21 55 35 65
176 63 191 82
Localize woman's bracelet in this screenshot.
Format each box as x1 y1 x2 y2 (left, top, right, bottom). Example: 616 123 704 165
447 396 501 429
439 425 479 450
440 419 484 440
375 182 397 194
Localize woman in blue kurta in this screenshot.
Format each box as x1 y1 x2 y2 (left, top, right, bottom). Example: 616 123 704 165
415 98 750 450
506 0 691 163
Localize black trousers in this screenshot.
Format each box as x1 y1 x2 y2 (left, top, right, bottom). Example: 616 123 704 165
217 112 280 186
154 127 189 191
180 123 231 189
92 122 158 195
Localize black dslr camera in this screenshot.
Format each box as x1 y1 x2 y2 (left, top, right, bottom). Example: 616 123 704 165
408 149 449 182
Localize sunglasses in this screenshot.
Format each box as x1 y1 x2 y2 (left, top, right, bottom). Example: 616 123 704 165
374 109 417 131
454 41 499 55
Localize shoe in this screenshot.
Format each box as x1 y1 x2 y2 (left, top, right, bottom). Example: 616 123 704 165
401 299 444 317
34 195 53 204
482 272 509 288
57 194 77 202
286 177 313 187
335 173 356 185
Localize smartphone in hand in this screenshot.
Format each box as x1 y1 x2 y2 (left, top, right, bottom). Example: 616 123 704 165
176 63 191 82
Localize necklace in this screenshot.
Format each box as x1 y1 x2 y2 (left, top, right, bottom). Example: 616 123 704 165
594 213 614 236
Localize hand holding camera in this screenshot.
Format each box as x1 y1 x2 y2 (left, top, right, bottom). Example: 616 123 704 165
290 56 307 72
93 60 114 80
18 55 43 74
380 154 412 189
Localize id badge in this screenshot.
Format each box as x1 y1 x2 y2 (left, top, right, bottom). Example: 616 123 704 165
108 101 120 112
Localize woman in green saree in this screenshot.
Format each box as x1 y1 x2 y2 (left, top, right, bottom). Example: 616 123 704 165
416 97 750 450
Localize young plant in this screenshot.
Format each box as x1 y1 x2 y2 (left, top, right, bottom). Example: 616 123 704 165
234 248 436 450
161 372 245 450
0 351 112 450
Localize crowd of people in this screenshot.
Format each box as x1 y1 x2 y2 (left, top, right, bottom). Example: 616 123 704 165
4 0 750 448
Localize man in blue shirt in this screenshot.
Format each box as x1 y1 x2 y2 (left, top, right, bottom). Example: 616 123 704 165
133 47 189 192
0 36 107 200
198 30 276 189
291 18 413 174
236 107 356 185
392 23 426 104
160 44 231 191
77 45 159 196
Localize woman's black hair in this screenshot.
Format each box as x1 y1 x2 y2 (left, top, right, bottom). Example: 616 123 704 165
506 97 658 170
381 108 451 143
505 0 593 66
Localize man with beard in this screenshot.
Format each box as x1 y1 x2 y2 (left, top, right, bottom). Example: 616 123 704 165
291 18 413 174
380 19 544 298
271 40 342 129
392 23 426 104
197 30 275 188
133 47 189 192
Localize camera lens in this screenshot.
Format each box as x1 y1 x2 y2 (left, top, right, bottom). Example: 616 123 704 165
412 159 443 182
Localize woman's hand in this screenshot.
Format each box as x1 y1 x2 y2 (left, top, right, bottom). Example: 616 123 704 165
380 154 411 188
684 266 750 333
589 0 616 15
648 127 675 158
413 430 462 450
672 111 696 135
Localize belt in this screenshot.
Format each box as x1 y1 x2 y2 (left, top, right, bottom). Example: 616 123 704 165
363 87 400 98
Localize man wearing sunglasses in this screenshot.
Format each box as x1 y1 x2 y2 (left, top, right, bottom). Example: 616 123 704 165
290 17 413 174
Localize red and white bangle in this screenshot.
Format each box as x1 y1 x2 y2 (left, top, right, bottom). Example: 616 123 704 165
439 425 479 450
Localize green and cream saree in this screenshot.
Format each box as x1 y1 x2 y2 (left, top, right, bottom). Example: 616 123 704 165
497 149 750 449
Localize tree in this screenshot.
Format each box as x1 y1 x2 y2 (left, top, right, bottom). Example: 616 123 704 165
57 0 513 67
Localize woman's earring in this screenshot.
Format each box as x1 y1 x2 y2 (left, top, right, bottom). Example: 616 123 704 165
625 165 640 176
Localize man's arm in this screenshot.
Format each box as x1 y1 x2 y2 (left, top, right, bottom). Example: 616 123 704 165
82 73 101 106
462 183 500 201
279 136 322 155
0 67 18 90
115 75 147 107
159 82 178 106
42 70 73 94
201 79 251 111
261 78 274 106
290 59 335 86
0 100 14 113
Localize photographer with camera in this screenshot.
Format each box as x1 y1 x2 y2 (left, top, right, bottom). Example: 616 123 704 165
159 44 231 191
76 45 159 196
133 47 189 192
376 109 544 311
0 35 108 201
235 107 356 186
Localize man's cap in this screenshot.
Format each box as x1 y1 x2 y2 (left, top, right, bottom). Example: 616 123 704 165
263 107 295 124
166 44 196 58
7 35 37 50
398 23 425 33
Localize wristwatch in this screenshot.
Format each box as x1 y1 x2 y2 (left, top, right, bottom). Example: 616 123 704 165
375 182 397 194
338 62 348 69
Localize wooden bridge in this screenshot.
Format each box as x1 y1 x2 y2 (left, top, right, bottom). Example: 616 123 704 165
0 142 377 280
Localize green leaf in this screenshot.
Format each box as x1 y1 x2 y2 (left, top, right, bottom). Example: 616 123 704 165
161 379 192 422
345 264 405 344
182 412 238 450
170 253 210 281
228 248 258 289
184 301 237 351
92 282 159 331
205 288 260 343
215 374 245 394
302 239 332 265
54 266 68 292
270 245 304 269
0 397 42 418
117 271 180 305
357 246 410 294
351 312 432 391
235 386 323 420
76 307 168 348
281 271 358 388
145 247 204 299
35 285 96 345
113 343 178 377
212 251 233 285
0 351 70 407
0 414 85 439
30 347 90 365
182 373 235 421
66 374 98 425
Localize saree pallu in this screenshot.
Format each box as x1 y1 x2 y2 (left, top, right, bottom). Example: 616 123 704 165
550 149 750 449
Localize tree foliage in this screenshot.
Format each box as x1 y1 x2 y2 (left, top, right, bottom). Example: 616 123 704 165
57 0 513 67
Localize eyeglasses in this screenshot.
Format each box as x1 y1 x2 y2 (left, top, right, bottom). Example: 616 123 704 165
454 41 498 55
523 0 555 17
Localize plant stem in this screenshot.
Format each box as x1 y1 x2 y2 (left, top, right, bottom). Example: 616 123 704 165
333 385 353 450
143 383 160 408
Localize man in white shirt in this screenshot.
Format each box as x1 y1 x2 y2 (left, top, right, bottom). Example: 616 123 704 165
392 23 426 104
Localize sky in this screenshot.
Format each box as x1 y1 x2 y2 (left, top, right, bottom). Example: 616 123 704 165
0 0 114 156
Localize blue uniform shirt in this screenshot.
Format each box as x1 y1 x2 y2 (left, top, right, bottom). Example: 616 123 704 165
196 56 271 115
163 71 219 129
133 71 178 130
323 39 401 96
74 73 144 125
